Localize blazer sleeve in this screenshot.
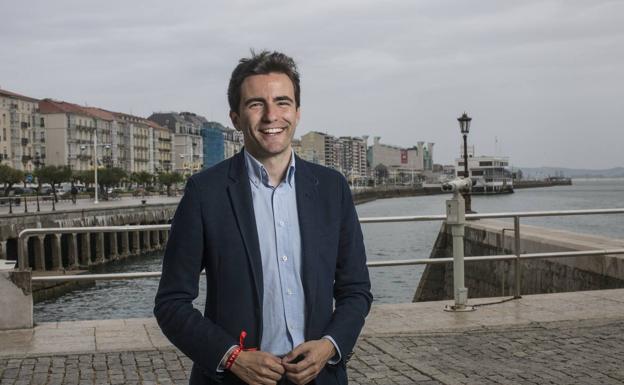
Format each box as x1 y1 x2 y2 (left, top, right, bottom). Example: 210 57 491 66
154 177 237 376
323 176 373 362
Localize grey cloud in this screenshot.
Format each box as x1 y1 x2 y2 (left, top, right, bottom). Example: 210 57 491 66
1 0 622 168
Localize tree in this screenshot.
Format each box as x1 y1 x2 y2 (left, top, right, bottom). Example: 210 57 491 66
374 164 389 185
131 171 154 189
73 170 94 186
0 165 24 196
34 165 72 201
97 167 127 199
157 172 184 196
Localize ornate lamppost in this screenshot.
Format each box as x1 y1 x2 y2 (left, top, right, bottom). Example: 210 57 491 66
457 112 472 213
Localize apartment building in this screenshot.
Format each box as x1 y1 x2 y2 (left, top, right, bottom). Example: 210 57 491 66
148 112 204 174
0 89 45 171
300 131 369 180
339 136 368 179
300 131 341 170
147 120 173 172
39 99 113 172
222 127 244 160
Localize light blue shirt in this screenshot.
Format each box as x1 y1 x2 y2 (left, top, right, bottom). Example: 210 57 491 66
245 150 306 356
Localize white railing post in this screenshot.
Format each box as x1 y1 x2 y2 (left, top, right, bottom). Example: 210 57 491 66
513 216 522 299
444 192 475 312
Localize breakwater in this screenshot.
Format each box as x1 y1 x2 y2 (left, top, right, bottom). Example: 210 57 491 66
0 203 178 302
415 219 624 301
514 179 572 188
352 186 449 205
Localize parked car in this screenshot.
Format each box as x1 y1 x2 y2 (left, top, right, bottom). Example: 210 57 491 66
40 186 54 195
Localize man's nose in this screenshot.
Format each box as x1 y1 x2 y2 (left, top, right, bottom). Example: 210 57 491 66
262 103 278 122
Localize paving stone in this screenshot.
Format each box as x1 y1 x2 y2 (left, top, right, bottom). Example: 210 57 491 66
1 318 623 384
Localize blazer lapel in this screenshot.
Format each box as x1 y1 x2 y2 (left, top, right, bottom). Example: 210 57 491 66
227 152 264 312
295 157 320 337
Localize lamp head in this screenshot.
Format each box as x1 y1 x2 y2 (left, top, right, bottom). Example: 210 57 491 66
458 112 472 134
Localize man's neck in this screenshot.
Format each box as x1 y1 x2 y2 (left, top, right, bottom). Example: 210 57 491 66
255 149 293 187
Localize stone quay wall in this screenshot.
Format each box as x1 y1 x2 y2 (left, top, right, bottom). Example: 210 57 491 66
0 204 178 272
415 219 624 301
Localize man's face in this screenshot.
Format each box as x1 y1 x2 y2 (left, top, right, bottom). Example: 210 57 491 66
230 72 300 162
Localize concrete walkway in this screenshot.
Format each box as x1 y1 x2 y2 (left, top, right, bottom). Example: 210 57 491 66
0 195 180 216
1 289 624 384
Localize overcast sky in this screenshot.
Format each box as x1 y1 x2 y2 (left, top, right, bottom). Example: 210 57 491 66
1 0 622 169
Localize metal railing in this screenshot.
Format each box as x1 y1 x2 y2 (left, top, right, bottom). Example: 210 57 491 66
17 207 624 304
0 194 59 214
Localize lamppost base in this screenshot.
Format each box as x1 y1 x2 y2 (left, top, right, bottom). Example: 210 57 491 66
444 304 476 312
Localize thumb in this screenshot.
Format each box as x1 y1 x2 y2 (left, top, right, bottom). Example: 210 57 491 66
283 344 306 363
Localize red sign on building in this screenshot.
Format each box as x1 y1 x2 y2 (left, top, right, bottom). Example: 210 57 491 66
401 150 408 164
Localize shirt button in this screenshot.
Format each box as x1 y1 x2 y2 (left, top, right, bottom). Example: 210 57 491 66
282 255 288 262
278 220 285 227
287 289 293 295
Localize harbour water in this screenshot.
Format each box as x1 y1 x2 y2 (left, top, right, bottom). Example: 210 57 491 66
34 178 624 322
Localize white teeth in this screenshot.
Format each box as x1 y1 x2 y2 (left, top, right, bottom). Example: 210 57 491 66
261 128 284 134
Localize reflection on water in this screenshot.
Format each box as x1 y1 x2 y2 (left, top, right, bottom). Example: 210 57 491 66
34 179 624 322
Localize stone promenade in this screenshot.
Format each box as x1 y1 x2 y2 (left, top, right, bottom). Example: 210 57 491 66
2 289 624 384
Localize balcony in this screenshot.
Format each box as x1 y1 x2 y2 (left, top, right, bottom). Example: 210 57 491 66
21 122 29 129
21 138 29 146
21 155 32 163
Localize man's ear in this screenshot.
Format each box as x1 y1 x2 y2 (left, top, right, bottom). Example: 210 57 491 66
230 111 241 131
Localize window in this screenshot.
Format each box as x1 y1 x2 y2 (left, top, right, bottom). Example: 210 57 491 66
472 170 484 176
2 128 5 141
479 161 493 166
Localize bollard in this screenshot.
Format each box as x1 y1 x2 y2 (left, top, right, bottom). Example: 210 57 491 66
444 192 475 312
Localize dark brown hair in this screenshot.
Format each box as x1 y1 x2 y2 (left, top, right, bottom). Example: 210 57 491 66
228 50 301 113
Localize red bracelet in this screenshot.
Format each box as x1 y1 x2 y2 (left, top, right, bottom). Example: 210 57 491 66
224 346 242 370
239 330 257 351
225 330 258 370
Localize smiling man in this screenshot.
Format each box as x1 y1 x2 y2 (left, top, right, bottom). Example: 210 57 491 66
155 51 372 385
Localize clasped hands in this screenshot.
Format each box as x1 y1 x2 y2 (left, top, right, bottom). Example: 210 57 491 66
230 339 336 385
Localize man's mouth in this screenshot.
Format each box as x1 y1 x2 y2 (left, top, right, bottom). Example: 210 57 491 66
259 127 286 135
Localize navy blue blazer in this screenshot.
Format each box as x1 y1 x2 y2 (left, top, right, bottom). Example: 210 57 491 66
154 150 372 385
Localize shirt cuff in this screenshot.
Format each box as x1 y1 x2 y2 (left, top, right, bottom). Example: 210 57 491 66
322 335 342 365
217 345 239 372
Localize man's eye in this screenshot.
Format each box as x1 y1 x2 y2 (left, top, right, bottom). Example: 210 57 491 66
249 103 263 109
277 101 292 107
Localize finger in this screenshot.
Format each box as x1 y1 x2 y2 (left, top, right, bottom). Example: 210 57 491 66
261 355 286 377
260 367 283 382
284 342 309 363
286 368 316 385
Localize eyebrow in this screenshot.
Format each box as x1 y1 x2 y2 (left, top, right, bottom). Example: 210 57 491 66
243 95 294 106
274 96 294 103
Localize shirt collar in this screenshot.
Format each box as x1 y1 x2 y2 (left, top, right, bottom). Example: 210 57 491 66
244 149 296 188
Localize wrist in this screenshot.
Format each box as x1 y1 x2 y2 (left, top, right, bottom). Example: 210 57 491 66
322 339 337 362
224 347 242 370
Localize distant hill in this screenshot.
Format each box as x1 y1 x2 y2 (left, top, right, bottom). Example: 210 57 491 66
518 167 624 179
